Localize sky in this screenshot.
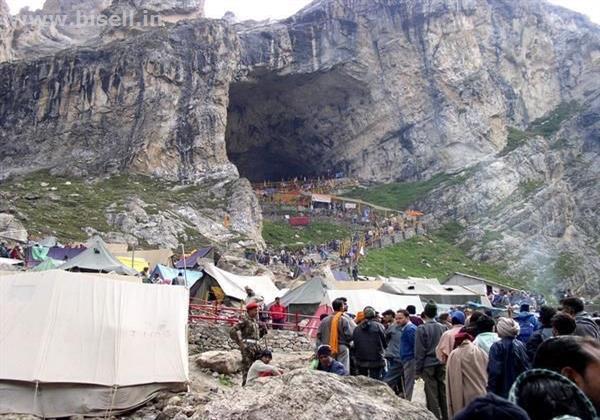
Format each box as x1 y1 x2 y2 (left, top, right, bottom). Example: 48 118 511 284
5 0 600 23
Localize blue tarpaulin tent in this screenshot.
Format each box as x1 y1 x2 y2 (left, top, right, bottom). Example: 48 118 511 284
151 264 203 288
175 247 213 269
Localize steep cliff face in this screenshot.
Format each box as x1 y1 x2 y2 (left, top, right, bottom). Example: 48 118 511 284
5 0 206 62
227 0 600 182
416 94 600 299
0 19 239 182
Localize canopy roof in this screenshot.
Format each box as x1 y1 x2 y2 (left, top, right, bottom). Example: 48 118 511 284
203 263 280 304
280 277 333 306
175 247 213 269
115 249 173 269
0 271 189 387
444 272 518 292
151 264 203 288
31 258 63 271
47 246 85 261
0 257 23 266
326 289 424 315
378 281 480 297
311 193 332 203
58 237 138 276
116 256 149 273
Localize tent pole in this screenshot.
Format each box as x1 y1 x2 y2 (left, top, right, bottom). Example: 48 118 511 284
181 244 188 288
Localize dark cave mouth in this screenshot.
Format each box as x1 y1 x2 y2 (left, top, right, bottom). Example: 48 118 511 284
224 69 368 182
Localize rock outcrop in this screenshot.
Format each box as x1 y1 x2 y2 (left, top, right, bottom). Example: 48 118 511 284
228 0 600 182
202 369 435 420
4 0 207 62
418 94 600 299
0 19 239 183
0 213 27 243
195 350 241 374
0 0 13 62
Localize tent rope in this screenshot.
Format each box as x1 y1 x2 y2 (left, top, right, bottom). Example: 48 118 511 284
33 380 40 417
104 384 119 419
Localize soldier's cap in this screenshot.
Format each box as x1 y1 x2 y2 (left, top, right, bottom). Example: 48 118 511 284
246 302 259 311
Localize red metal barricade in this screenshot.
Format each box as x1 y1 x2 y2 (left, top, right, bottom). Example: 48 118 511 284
289 216 310 226
188 300 322 332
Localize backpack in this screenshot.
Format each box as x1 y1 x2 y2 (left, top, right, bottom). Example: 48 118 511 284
516 318 535 343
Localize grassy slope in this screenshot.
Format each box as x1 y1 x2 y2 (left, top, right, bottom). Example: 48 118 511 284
500 101 581 155
262 220 352 248
341 173 469 210
358 233 519 285
0 171 227 245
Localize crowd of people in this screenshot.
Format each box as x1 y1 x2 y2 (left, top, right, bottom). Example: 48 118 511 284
490 288 547 310
231 294 600 419
0 242 24 259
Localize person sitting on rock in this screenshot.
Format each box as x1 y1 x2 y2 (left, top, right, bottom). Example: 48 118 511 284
315 345 348 376
246 350 283 385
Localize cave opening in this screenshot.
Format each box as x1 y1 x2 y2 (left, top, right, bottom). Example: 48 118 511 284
225 69 368 182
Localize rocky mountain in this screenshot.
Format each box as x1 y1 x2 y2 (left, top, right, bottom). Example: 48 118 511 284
3 0 205 61
0 0 598 296
0 0 13 62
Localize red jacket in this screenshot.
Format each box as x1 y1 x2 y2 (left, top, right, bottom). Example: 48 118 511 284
270 303 286 321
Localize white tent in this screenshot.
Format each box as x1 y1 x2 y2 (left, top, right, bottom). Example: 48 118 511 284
58 236 138 276
203 264 280 304
326 289 424 315
0 271 189 417
0 257 23 265
378 281 484 305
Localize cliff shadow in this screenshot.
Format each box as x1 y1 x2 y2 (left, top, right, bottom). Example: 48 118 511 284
225 68 370 182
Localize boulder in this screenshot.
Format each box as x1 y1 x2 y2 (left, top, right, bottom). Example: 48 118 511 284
0 213 27 243
202 369 435 420
195 350 241 374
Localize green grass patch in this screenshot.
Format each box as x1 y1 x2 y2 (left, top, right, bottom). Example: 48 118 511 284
358 233 519 286
519 180 544 196
435 222 465 243
500 127 530 156
0 171 229 243
500 101 581 155
262 220 351 248
529 101 581 137
550 137 570 150
482 230 503 245
555 252 581 279
342 173 466 210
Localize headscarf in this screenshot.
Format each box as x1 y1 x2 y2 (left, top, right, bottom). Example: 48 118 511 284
496 317 520 338
509 369 598 420
454 331 474 348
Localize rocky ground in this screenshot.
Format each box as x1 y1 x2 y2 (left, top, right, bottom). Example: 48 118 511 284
0 321 430 420
122 351 429 420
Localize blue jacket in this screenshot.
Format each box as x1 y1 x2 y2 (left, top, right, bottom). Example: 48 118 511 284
487 337 531 398
318 359 348 376
400 322 417 363
514 312 539 343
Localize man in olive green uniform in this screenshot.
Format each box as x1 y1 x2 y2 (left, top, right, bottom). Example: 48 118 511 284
230 301 268 385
